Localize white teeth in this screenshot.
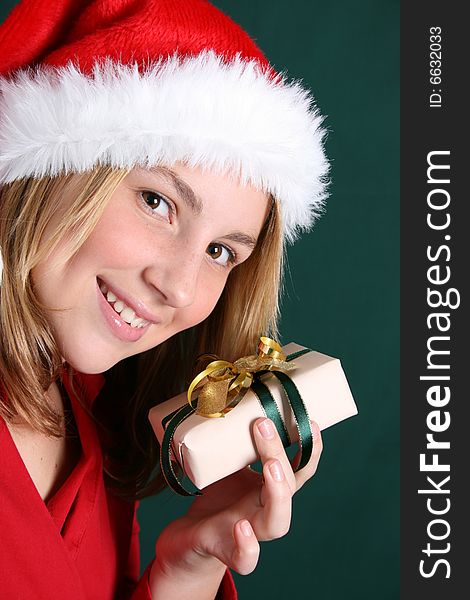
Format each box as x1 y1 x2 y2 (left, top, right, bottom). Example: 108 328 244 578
130 317 145 328
102 283 151 328
120 307 136 323
113 300 125 313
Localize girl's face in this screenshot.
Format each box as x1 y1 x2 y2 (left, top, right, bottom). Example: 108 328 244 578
32 164 270 373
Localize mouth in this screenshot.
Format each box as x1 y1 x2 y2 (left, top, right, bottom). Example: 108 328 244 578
97 277 151 328
96 277 162 342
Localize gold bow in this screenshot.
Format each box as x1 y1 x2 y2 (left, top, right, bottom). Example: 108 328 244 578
187 337 295 418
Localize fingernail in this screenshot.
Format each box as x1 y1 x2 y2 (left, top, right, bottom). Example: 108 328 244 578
269 460 285 482
240 520 253 537
258 418 274 439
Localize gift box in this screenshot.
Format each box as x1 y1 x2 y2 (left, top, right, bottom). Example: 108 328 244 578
149 342 357 494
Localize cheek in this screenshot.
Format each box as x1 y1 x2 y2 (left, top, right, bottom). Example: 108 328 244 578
80 211 152 267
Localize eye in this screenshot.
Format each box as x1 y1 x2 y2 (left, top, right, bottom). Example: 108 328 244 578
206 243 236 267
140 191 174 221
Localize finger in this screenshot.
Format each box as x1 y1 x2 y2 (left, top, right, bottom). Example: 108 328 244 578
252 458 292 541
230 520 260 575
191 517 259 576
293 420 323 492
253 418 296 494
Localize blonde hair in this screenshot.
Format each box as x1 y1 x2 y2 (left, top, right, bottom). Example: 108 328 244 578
0 166 284 499
0 167 129 434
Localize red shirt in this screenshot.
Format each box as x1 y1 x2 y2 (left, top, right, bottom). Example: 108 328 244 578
0 369 237 599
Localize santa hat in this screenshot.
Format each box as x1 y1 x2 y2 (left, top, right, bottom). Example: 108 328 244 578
0 0 329 242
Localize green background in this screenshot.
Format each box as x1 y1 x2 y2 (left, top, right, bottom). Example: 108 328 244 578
0 1 399 598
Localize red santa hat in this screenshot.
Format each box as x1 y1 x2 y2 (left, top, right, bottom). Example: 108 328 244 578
0 0 329 242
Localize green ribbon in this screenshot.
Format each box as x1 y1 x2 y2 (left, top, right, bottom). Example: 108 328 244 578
160 348 313 496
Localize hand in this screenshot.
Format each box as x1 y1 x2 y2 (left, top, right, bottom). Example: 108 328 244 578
153 418 323 580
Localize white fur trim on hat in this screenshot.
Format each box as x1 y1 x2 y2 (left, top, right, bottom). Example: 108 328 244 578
0 51 329 242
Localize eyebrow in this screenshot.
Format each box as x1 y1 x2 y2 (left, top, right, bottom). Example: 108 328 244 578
223 231 258 250
150 166 259 251
151 166 203 215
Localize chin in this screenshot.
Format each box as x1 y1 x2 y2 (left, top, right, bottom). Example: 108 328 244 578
65 354 119 375
60 340 124 375
56 322 181 375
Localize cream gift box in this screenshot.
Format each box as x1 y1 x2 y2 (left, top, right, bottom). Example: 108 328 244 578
149 343 358 490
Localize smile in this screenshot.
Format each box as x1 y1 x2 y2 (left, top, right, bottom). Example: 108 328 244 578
98 281 150 328
96 277 157 344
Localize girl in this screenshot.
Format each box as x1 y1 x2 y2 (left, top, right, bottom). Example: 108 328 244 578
0 1 329 598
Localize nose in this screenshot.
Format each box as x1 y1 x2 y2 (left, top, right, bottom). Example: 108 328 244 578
144 247 202 309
